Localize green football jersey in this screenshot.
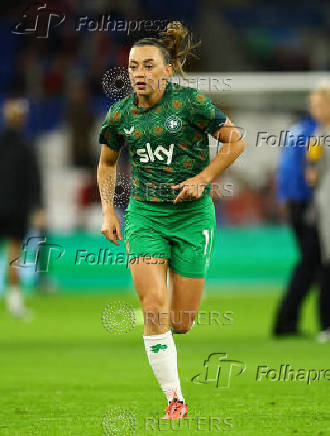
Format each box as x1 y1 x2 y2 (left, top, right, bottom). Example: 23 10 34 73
99 81 227 203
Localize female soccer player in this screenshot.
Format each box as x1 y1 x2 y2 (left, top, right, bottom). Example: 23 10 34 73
97 22 245 419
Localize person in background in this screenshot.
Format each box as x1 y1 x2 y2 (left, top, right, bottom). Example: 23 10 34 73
0 98 44 319
67 82 97 230
305 84 330 343
67 82 95 168
273 95 319 337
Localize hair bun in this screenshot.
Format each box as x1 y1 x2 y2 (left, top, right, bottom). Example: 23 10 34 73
133 21 200 77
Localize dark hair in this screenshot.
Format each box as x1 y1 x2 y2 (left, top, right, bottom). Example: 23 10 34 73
133 21 200 76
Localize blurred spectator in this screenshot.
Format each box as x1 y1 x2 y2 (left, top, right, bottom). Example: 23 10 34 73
273 97 320 337
67 82 95 167
67 82 99 230
0 98 44 318
305 84 330 343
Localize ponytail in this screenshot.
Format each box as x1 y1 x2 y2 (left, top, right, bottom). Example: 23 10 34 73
133 21 200 76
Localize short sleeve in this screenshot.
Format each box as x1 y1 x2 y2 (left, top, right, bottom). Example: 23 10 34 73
99 107 125 151
189 89 227 135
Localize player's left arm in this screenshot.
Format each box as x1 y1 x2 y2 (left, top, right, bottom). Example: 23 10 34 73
172 118 245 203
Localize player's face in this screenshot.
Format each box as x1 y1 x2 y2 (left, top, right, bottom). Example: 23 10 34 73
309 91 330 124
128 45 172 96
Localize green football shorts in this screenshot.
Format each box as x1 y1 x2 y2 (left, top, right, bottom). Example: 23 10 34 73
123 195 217 278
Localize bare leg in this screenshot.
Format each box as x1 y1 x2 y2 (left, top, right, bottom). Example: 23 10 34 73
8 239 21 286
6 238 29 318
130 257 185 403
168 268 205 333
129 257 169 335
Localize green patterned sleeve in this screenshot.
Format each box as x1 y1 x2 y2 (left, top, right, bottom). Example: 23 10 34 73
99 106 125 151
188 89 227 135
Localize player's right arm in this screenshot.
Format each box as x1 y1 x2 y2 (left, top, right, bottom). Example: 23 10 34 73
97 144 123 245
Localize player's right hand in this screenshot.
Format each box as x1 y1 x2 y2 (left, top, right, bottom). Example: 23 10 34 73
101 214 123 245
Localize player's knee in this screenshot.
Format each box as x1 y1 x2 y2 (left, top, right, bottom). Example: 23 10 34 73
142 296 166 327
172 327 189 334
170 321 194 334
171 311 196 334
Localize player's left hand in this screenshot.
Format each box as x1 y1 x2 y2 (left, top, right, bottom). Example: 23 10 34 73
171 175 208 204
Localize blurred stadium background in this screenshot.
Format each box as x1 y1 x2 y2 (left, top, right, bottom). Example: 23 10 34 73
0 1 330 435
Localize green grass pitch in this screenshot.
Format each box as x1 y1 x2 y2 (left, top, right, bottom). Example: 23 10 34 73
0 289 329 435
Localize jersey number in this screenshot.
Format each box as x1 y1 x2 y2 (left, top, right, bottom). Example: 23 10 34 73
202 229 214 256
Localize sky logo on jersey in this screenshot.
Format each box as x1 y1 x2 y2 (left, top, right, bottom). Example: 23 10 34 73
137 143 174 164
